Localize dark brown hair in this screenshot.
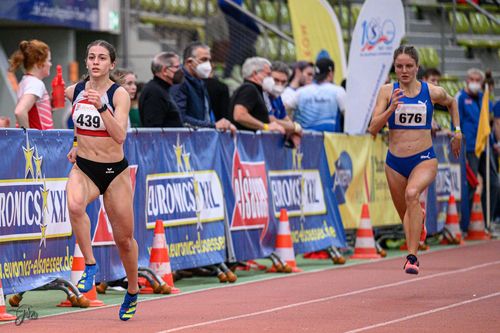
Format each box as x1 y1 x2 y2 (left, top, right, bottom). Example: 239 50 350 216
9 39 50 72
86 39 116 63
393 45 419 65
82 40 118 82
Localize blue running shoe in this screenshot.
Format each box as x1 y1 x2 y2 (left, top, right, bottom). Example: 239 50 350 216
119 292 138 321
77 263 98 292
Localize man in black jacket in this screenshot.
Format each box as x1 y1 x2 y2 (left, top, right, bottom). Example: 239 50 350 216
139 52 183 127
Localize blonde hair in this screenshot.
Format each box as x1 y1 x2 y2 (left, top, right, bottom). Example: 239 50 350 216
9 40 50 72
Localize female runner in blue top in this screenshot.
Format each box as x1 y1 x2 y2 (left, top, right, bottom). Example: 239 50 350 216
65 40 138 320
369 45 462 274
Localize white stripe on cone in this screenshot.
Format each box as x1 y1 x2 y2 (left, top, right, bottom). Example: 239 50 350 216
356 237 376 248
445 223 461 235
152 234 167 248
276 247 295 261
0 281 5 307
358 218 373 230
70 243 85 285
277 221 291 235
469 222 485 231
150 262 171 276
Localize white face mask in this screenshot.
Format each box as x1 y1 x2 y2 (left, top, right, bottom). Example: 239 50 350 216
271 84 285 97
468 82 481 94
195 61 212 79
262 76 275 93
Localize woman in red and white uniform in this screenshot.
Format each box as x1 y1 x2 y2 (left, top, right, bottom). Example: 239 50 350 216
65 40 138 321
9 39 53 129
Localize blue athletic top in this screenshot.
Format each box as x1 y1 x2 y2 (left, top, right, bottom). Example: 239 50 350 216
388 81 433 130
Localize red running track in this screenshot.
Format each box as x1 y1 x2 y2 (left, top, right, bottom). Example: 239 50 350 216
4 240 500 333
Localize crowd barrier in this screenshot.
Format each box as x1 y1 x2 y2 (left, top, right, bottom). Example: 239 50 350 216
0 128 466 295
325 132 468 235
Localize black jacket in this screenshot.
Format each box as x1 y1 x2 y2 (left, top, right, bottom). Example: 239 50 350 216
139 76 182 127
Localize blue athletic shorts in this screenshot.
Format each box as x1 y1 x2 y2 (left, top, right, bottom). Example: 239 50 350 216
385 146 436 179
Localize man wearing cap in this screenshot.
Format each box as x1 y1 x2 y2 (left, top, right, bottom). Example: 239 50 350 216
293 58 346 132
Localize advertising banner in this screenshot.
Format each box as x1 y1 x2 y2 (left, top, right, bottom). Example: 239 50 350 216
344 0 405 134
127 130 227 273
1 129 462 295
324 133 401 229
288 0 347 84
0 130 73 294
0 0 99 30
432 133 468 234
218 133 276 261
263 133 346 254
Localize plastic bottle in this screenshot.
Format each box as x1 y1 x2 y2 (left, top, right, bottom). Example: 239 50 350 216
51 65 65 108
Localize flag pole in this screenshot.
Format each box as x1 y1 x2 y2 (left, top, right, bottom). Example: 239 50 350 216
485 84 491 231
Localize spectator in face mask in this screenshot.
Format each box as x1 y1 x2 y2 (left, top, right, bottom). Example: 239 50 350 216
171 42 235 133
263 61 302 147
139 51 184 127
228 57 285 133
457 67 498 223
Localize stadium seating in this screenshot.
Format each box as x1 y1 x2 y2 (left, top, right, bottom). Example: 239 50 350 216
491 14 500 34
469 12 491 34
440 80 464 97
260 1 278 24
418 47 440 69
192 0 205 17
448 11 470 34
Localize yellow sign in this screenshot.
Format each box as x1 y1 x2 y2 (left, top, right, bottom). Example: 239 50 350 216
324 133 399 229
288 0 347 84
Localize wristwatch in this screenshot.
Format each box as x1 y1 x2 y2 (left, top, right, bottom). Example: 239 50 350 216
97 104 108 113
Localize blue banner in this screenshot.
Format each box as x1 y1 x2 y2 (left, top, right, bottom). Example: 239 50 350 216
431 133 468 234
0 129 73 294
218 133 276 261
0 0 99 30
0 128 347 295
113 129 227 276
218 132 347 261
263 133 346 253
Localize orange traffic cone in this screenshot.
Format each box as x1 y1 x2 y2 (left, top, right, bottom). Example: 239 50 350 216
0 278 16 321
58 242 104 307
351 204 381 259
465 192 491 241
142 220 180 294
268 209 302 273
441 194 464 245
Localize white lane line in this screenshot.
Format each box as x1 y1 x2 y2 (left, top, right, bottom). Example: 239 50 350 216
157 260 500 333
4 240 494 325
344 291 500 333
